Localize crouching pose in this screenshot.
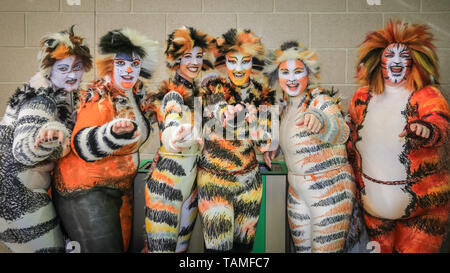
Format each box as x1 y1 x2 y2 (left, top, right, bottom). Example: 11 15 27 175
198 29 276 252
0 27 92 252
265 41 356 252
144 26 214 252
347 20 449 253
52 29 158 252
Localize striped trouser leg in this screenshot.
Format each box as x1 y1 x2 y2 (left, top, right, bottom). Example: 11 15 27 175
289 164 356 253
197 169 234 252
176 187 199 253
287 185 312 253
233 168 262 252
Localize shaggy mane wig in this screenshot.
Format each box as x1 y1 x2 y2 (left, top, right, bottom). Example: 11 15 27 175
264 40 320 89
164 26 215 72
357 20 439 94
214 29 265 74
97 28 159 80
38 25 93 77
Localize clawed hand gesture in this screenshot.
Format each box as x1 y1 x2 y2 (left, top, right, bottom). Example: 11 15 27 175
399 122 430 139
112 120 140 139
296 113 323 134
223 104 244 127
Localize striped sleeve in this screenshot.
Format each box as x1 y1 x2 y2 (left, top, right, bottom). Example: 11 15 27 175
160 91 184 153
307 93 349 145
253 88 279 153
73 118 139 162
415 86 450 148
12 95 69 166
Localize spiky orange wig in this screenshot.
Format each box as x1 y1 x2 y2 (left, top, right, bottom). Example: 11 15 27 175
214 29 265 74
165 26 215 71
357 20 439 94
38 25 93 77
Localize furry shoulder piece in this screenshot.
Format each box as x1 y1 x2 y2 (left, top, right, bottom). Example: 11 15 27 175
357 20 439 94
265 40 320 87
9 74 57 108
165 26 215 72
98 28 159 79
214 29 265 74
38 25 93 78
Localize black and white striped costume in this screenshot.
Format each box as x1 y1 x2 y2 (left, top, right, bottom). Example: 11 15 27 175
0 72 73 252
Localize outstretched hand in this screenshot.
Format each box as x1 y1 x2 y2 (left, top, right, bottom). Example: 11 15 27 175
112 120 140 139
296 113 322 134
35 129 67 148
223 104 244 127
399 122 430 139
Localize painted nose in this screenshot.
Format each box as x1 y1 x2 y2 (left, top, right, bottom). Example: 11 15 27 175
126 66 133 73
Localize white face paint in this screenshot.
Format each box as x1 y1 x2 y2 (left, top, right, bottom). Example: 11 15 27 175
278 59 308 97
178 46 203 80
225 52 252 86
381 43 412 85
113 52 142 90
50 56 84 92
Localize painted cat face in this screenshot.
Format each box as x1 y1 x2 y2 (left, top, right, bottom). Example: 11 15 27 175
113 52 141 90
381 43 412 86
50 56 84 91
178 46 203 81
278 59 308 97
226 52 252 86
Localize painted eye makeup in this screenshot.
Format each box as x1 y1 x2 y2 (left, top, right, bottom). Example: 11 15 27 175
131 60 141 67
57 65 70 72
114 59 126 66
72 62 83 71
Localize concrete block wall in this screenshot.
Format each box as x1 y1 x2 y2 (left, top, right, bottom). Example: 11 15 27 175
0 0 449 160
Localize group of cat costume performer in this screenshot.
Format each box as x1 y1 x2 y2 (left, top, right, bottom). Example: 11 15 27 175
1 19 449 253
0 26 93 252
144 26 214 253
264 41 357 253
52 28 159 253
347 20 450 253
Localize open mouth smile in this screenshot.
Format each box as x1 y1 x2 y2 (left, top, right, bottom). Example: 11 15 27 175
389 65 404 75
187 66 200 73
65 79 77 85
233 72 245 79
287 82 299 91
121 75 134 81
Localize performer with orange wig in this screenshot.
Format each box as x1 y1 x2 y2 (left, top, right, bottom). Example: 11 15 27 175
52 29 158 252
198 29 276 252
347 20 449 253
144 26 214 253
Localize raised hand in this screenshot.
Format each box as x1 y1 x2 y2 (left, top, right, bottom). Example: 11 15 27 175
223 104 244 127
296 113 323 134
112 120 140 139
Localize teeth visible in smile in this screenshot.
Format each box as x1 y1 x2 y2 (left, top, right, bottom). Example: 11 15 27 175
390 66 403 74
121 75 134 80
66 79 77 84
187 66 199 72
287 82 299 90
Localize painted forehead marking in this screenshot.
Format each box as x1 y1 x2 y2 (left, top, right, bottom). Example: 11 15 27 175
115 52 140 61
